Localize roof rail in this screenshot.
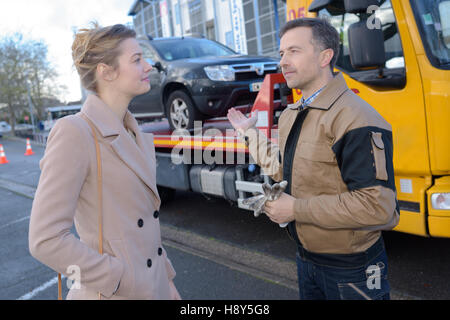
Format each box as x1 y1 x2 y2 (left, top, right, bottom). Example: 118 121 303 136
182 32 205 39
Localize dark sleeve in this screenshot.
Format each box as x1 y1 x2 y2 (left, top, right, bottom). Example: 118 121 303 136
293 125 399 230
332 126 397 197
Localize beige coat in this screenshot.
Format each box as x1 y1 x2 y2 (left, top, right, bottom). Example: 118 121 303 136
29 94 176 299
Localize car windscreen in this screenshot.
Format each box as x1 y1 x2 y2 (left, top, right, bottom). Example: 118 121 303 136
151 38 237 61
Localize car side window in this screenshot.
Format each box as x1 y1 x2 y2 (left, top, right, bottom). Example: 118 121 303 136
142 44 160 64
319 0 405 72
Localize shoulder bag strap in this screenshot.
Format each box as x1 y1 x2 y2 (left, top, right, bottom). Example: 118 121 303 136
58 114 103 300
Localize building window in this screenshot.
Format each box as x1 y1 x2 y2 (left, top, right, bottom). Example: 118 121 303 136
242 0 285 57
225 31 234 48
132 0 286 57
188 0 205 36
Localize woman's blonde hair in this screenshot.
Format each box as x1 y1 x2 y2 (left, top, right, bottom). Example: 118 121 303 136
72 22 136 92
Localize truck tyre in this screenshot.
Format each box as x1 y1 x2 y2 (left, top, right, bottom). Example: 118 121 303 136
165 90 199 130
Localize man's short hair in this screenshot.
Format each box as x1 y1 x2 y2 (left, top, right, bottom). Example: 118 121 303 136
280 18 340 72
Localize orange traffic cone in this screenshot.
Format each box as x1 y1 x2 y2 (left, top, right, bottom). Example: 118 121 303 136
24 138 34 156
0 144 9 164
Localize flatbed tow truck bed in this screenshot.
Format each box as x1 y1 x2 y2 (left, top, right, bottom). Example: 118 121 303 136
137 73 288 210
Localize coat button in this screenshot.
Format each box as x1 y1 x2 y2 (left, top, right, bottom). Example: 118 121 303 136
153 210 159 219
137 219 144 228
158 248 163 256
147 259 152 268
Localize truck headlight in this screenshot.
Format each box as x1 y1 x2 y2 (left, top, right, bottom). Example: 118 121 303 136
431 193 450 210
204 65 235 81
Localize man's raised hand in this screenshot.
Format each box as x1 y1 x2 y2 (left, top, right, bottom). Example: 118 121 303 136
227 108 258 132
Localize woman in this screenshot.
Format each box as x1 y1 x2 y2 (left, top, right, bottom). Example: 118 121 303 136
29 23 180 300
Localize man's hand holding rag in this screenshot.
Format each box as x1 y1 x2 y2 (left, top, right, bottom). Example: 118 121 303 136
264 192 296 225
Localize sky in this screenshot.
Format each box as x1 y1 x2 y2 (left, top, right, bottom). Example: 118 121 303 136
0 0 136 103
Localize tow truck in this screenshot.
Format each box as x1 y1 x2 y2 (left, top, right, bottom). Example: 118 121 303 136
141 0 450 239
141 73 287 213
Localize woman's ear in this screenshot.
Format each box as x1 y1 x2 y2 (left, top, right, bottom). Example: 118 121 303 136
97 63 118 82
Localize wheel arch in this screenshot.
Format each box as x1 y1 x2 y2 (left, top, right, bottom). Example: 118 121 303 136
162 82 191 107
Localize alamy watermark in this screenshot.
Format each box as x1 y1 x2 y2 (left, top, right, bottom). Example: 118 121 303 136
66 265 81 290
367 5 382 30
169 121 281 175
366 263 383 290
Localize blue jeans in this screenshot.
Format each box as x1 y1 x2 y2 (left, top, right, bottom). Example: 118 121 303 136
295 236 391 300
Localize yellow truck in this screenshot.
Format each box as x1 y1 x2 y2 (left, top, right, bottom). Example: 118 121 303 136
285 0 450 237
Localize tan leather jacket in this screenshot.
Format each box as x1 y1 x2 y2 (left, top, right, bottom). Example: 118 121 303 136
243 73 399 254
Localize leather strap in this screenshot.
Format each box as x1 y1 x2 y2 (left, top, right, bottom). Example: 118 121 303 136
83 115 103 257
57 273 62 300
58 114 103 300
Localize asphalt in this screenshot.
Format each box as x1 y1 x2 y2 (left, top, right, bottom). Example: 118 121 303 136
0 136 298 300
2 136 449 300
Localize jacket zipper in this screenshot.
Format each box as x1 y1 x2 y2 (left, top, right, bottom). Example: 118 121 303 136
283 108 310 245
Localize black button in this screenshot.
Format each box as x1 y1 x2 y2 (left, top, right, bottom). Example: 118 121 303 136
153 210 159 219
147 259 152 268
158 248 163 256
244 136 249 146
137 219 144 228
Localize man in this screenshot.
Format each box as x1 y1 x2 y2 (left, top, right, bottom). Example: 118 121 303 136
227 18 399 300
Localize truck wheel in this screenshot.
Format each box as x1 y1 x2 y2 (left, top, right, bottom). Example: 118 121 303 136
165 90 199 130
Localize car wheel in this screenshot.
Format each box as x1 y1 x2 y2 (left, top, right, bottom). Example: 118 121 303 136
165 90 199 130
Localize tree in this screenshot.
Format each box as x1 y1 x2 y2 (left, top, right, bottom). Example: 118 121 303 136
26 39 67 120
0 33 63 135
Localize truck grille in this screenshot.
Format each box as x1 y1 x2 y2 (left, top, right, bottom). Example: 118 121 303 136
231 62 279 81
235 70 278 81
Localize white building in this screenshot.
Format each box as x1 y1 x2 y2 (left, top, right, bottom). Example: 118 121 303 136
128 0 286 58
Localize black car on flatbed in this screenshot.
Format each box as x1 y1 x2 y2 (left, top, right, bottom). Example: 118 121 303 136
129 36 279 130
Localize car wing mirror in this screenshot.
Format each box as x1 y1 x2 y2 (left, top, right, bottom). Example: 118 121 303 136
146 58 164 72
154 61 164 72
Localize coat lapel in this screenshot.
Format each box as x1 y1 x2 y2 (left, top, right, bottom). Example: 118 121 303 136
121 111 160 206
81 95 161 207
110 133 161 207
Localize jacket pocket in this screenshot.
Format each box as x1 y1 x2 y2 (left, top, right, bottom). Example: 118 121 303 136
337 279 389 300
370 132 388 181
108 239 136 298
294 142 339 194
337 261 390 300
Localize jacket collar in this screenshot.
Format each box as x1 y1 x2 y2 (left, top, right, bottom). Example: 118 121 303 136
287 72 349 111
80 94 125 137
80 94 161 208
